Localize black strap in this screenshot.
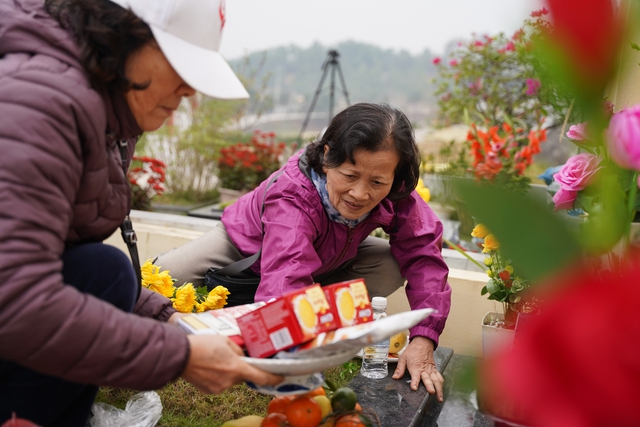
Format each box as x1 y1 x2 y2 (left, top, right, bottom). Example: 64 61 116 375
118 140 142 300
215 168 285 276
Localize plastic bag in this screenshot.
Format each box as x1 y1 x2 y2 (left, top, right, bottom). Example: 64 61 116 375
90 391 162 427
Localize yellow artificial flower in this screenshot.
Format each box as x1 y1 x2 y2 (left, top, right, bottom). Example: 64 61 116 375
140 260 175 298
505 265 514 274
483 256 493 266
415 178 431 203
199 286 230 312
173 283 197 313
471 223 490 239
482 234 500 253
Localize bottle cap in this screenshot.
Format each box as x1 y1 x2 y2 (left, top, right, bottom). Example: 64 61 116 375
371 296 387 310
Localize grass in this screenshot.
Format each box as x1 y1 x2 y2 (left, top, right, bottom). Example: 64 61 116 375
94 358 362 426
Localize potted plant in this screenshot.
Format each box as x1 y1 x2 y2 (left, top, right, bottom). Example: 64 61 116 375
216 130 287 203
127 155 167 211
471 224 540 356
445 223 538 356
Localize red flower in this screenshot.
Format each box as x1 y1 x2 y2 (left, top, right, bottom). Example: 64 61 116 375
432 57 441 65
480 252 640 426
530 7 549 17
498 270 511 283
546 0 621 87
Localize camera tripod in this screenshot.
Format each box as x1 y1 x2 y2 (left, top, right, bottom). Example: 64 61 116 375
297 50 351 143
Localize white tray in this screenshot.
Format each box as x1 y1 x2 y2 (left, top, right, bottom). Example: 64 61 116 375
241 348 360 375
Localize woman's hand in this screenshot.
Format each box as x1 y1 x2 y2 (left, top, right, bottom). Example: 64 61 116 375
181 335 283 394
167 312 187 325
392 336 444 401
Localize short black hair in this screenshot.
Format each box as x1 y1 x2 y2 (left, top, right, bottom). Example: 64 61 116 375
45 0 154 93
305 103 421 201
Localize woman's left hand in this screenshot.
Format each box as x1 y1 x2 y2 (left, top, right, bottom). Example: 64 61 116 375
392 336 444 401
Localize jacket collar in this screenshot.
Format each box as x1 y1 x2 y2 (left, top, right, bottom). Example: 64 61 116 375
102 89 142 143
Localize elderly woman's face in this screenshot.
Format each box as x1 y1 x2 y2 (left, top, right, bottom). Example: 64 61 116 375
323 146 399 220
124 43 195 131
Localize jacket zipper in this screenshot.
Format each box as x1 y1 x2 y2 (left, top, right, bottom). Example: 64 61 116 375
326 226 355 272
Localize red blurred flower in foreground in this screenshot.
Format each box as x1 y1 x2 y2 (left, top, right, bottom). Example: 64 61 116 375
1 413 39 427
479 252 640 426
545 0 621 87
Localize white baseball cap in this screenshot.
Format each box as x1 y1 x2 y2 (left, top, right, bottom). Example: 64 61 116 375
109 0 249 99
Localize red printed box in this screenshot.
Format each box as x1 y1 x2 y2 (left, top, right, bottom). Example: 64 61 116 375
323 278 373 327
236 284 339 358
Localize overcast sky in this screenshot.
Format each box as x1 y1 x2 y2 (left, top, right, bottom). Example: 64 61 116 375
220 0 546 60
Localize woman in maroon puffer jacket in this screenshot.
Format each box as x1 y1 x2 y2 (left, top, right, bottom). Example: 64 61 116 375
0 0 280 425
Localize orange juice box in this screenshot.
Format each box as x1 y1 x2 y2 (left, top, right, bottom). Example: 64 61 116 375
236 284 339 358
323 278 373 327
176 301 265 347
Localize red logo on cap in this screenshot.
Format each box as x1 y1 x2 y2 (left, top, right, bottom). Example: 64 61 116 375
219 0 226 30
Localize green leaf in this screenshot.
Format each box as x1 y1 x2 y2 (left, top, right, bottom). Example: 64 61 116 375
454 180 583 282
195 286 209 297
580 167 628 253
323 379 337 393
485 279 500 295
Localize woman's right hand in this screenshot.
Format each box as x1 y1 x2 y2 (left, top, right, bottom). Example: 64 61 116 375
181 335 283 394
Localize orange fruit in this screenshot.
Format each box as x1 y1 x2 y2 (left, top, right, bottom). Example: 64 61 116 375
330 387 357 413
285 395 323 427
267 395 294 414
304 386 327 398
261 412 288 427
335 413 372 427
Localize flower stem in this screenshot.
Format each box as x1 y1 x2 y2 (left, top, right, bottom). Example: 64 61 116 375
442 237 486 271
626 172 638 246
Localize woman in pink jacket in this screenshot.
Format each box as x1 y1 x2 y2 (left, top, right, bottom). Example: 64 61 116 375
0 0 280 425
156 103 452 401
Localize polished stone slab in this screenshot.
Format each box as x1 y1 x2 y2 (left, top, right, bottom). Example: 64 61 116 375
437 354 495 427
347 347 454 427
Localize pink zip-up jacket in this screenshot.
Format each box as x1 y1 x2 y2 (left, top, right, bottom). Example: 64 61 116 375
222 151 451 345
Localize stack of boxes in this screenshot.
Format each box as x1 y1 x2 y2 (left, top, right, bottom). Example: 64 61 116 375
178 278 373 359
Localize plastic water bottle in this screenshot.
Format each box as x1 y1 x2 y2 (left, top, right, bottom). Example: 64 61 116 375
360 296 389 379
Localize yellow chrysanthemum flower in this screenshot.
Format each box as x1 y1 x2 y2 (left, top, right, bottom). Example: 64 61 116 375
200 286 230 311
140 260 175 298
415 178 431 203
483 256 493 266
471 223 490 239
173 283 197 313
482 234 500 253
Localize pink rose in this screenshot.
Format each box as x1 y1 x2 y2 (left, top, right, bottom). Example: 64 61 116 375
566 122 589 141
552 153 601 210
432 57 441 65
606 105 640 171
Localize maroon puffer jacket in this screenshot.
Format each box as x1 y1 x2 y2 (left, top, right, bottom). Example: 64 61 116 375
0 0 189 389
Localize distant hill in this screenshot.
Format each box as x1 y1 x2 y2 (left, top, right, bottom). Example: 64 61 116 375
229 41 440 130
